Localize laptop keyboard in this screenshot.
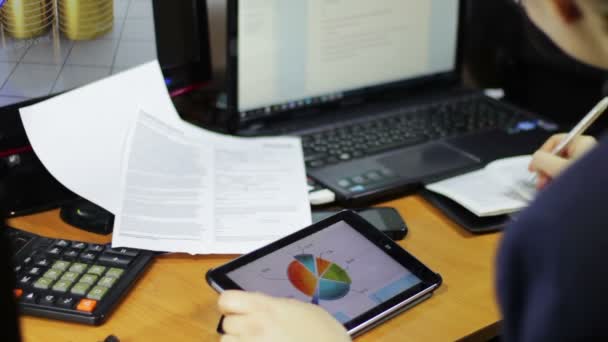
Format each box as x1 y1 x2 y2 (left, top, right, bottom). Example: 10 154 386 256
302 96 527 169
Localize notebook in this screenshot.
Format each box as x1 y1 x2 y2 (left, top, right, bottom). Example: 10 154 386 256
425 156 536 217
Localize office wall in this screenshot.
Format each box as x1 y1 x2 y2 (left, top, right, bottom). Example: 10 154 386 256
207 0 227 74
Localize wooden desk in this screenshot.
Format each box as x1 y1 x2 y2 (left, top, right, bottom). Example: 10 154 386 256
8 195 502 341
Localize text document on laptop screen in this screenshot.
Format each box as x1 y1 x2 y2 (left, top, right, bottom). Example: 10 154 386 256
238 0 459 113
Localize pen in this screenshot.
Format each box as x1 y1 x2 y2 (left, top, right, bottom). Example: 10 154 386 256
529 96 608 183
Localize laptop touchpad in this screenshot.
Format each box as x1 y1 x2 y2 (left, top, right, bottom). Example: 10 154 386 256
308 142 480 201
377 142 479 181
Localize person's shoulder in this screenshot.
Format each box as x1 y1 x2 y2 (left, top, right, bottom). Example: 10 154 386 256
536 136 608 217
504 137 608 257
499 138 608 340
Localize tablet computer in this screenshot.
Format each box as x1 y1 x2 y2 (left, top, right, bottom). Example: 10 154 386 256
206 210 442 337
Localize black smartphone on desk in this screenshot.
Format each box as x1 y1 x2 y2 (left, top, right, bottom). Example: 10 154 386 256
312 208 407 240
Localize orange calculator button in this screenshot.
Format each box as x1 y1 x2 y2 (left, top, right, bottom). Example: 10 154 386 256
76 299 97 312
14 289 23 298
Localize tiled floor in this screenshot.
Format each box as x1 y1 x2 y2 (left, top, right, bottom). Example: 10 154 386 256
0 0 157 107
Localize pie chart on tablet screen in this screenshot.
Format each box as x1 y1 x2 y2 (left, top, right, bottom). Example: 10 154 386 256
287 254 351 304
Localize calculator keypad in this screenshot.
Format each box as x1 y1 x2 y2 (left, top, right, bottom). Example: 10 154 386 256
13 240 134 312
6 226 154 325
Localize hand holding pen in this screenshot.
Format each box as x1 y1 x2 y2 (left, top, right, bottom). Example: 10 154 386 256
528 97 608 189
529 134 597 189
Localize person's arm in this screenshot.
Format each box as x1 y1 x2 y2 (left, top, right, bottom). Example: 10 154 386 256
217 291 351 342
499 138 608 341
528 134 597 189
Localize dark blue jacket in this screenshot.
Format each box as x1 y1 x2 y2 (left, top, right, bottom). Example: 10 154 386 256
497 138 608 341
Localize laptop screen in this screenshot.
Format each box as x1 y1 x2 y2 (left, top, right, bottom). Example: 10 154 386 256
232 0 459 120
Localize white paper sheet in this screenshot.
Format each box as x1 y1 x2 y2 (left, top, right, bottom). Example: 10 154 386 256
19 61 181 214
112 110 312 254
485 156 537 202
425 156 536 217
19 60 312 254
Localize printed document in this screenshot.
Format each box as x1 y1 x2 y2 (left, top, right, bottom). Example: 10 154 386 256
112 110 312 254
425 156 536 217
19 61 182 214
19 61 312 254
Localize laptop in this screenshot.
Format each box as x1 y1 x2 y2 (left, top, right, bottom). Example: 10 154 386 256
226 0 558 206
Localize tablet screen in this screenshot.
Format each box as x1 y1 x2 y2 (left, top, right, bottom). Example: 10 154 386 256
226 220 421 323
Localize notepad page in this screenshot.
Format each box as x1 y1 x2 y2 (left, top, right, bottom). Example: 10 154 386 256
425 156 534 217
485 156 537 202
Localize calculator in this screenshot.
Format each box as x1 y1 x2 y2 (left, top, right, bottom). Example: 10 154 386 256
6 225 155 325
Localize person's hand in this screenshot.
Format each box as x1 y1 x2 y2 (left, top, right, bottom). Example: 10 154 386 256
218 290 351 342
529 134 597 189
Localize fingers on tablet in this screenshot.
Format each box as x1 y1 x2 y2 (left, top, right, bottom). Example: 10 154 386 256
218 290 271 314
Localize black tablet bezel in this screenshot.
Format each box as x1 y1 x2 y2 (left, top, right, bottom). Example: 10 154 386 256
206 210 442 333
